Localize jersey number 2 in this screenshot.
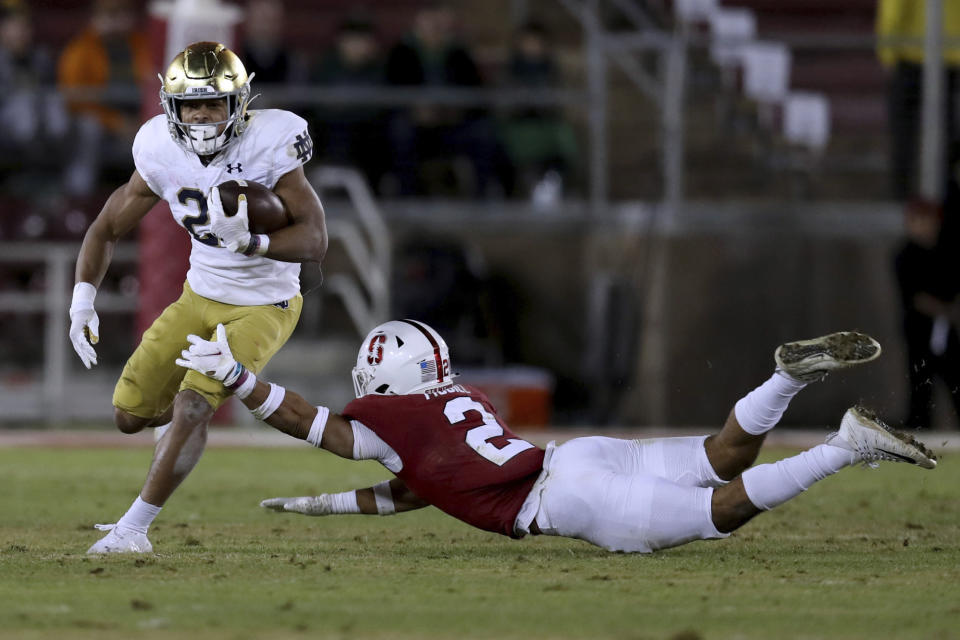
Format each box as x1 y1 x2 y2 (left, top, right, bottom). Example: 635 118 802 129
443 397 534 466
178 188 219 247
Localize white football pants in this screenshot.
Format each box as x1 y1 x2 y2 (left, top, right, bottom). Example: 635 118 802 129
527 436 730 553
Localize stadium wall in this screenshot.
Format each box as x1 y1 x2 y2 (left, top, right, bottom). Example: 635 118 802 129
380 199 942 429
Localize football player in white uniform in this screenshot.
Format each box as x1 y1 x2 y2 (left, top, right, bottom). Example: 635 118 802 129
69 42 327 553
176 324 937 554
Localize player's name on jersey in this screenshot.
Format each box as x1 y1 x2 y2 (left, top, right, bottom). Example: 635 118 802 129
423 383 469 399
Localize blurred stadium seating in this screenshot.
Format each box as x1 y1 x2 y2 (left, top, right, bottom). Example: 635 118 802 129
2 0 956 430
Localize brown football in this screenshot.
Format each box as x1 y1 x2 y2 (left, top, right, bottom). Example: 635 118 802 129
217 179 290 234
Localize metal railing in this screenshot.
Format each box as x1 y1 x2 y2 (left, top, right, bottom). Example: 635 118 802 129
310 166 392 335
0 243 138 422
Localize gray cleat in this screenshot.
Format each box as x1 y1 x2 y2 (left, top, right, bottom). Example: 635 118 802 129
775 331 881 382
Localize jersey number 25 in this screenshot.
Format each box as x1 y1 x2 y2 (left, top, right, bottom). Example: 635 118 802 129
443 397 534 466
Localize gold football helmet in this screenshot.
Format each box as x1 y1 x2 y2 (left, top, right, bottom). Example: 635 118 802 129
159 42 253 156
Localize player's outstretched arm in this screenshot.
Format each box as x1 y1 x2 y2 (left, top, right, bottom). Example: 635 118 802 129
175 323 355 458
178 326 433 518
261 166 327 263
70 170 160 368
261 478 428 517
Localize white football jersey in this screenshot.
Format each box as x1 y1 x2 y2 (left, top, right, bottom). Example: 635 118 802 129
132 109 315 306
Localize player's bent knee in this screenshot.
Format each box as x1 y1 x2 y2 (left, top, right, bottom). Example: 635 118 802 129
703 433 760 481
710 480 761 533
113 408 152 434
174 389 215 425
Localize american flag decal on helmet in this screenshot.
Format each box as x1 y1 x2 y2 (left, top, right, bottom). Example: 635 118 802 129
419 360 437 382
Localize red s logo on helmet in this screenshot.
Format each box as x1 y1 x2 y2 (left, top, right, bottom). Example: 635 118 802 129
367 334 387 365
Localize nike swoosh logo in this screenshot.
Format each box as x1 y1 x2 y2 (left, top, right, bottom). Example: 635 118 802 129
877 448 917 464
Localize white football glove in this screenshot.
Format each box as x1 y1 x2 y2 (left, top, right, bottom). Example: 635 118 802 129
208 185 252 254
260 495 334 516
175 323 244 386
68 282 99 369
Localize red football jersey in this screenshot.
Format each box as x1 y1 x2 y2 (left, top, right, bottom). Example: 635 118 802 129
342 384 545 537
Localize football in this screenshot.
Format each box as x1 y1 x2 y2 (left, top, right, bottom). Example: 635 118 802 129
217 179 290 234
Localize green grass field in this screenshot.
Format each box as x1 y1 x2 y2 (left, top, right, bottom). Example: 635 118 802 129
1 445 958 640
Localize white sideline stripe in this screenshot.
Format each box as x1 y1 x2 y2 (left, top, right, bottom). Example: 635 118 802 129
1 428 958 451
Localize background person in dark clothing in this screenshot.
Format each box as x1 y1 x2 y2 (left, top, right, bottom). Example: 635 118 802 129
894 198 960 429
385 3 499 197
239 0 305 85
0 2 69 193
310 15 387 190
499 20 578 200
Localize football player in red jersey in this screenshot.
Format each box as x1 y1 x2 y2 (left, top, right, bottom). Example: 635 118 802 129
178 321 937 553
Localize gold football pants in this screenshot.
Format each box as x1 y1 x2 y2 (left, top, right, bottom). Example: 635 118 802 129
113 281 302 417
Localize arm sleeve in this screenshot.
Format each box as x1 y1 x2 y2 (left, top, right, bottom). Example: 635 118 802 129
350 420 403 473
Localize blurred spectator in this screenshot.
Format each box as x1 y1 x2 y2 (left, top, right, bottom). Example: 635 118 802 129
239 0 305 86
0 1 69 191
57 0 149 196
498 20 578 202
310 14 387 190
385 2 499 197
392 237 503 365
893 198 960 429
876 0 960 201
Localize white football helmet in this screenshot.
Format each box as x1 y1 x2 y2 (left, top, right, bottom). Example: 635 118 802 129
159 42 254 156
352 320 454 398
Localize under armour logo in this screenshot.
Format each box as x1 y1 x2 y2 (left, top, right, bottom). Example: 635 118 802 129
293 130 313 163
226 163 243 174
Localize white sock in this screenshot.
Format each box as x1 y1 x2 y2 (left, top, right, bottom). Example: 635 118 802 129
734 372 807 435
741 444 857 510
115 496 162 534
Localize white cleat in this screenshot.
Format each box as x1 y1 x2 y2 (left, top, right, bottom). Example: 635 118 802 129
86 523 153 554
775 331 882 382
827 406 937 469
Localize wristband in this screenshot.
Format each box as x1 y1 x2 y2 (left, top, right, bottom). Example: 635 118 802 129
242 234 270 257
229 368 257 400
71 282 97 309
306 406 330 447
330 490 361 514
372 480 396 515
251 383 285 421
222 362 244 387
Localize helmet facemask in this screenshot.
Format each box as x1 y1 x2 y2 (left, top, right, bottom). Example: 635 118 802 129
160 85 252 156
352 365 374 398
158 42 254 157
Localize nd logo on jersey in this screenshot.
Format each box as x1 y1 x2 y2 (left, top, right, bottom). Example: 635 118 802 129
292 129 313 163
